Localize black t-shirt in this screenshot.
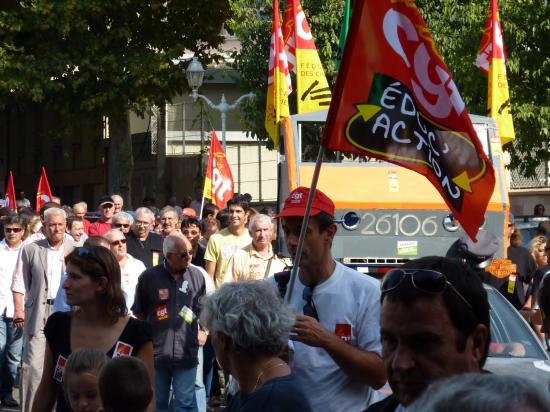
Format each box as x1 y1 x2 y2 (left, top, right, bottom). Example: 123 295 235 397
44 311 152 412
224 374 312 412
192 244 206 269
125 231 164 269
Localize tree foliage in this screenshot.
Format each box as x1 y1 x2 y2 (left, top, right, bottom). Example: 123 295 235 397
230 0 550 175
0 0 231 201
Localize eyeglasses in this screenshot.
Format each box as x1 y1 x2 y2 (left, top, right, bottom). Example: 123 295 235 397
381 269 473 309
4 227 22 233
114 223 130 228
167 251 192 259
74 247 108 278
110 238 127 246
302 286 319 320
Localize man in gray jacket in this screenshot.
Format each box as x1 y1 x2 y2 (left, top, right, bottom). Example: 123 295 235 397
11 207 75 412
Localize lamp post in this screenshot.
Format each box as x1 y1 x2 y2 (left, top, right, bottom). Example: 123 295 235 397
186 56 255 151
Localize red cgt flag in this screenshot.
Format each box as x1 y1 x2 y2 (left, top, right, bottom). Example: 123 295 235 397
322 0 495 241
4 171 17 211
203 130 234 209
36 166 54 212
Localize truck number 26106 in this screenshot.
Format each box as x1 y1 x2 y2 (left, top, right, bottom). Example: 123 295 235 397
361 213 438 237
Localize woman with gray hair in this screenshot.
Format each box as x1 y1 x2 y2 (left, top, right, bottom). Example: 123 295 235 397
200 281 312 411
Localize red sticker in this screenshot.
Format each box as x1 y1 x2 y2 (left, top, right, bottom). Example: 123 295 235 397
156 305 169 321
159 288 169 300
53 355 67 382
113 341 134 357
335 323 352 343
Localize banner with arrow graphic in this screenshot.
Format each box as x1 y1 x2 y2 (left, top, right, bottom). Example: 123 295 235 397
322 0 495 240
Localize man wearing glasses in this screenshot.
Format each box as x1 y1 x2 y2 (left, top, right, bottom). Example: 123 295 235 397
126 207 164 268
0 216 24 407
275 187 385 412
104 229 146 313
366 257 490 412
88 195 116 236
133 234 206 412
11 207 76 412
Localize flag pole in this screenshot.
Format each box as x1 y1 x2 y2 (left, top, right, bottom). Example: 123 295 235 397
285 144 325 303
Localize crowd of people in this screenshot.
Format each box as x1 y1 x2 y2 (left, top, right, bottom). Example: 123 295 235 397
0 189 550 412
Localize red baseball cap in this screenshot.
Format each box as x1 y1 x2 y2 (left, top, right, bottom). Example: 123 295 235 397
276 187 335 218
182 208 197 217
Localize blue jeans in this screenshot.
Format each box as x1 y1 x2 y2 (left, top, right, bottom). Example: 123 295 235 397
195 347 206 412
0 315 23 398
155 362 198 412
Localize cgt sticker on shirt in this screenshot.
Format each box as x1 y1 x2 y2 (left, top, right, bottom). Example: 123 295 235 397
53 355 67 382
156 305 169 321
335 323 352 343
159 288 169 300
113 341 133 357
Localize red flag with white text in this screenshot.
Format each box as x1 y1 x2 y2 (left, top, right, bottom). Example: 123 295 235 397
4 171 17 211
203 130 234 209
322 0 495 240
36 166 54 212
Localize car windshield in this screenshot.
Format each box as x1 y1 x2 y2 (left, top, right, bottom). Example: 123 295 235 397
487 287 547 359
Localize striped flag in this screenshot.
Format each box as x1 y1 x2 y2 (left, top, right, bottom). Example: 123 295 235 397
283 0 331 113
203 130 234 209
476 0 515 145
265 0 292 147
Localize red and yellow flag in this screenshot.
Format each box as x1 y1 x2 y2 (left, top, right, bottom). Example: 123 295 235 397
476 0 515 146
203 130 234 209
4 171 17 211
322 0 495 241
36 166 53 212
282 0 331 113
265 0 292 147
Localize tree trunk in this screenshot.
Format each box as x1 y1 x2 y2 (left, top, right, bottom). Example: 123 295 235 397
108 110 133 209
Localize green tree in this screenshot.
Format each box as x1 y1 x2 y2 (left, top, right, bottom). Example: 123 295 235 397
231 0 550 176
0 0 231 204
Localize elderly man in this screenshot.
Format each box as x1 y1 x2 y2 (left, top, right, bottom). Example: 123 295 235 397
88 195 116 236
159 206 179 238
11 208 75 412
133 234 206 412
0 216 24 407
126 207 164 268
66 216 87 246
104 229 146 312
72 201 91 234
224 213 285 283
273 186 385 412
112 211 133 234
111 194 124 213
365 256 490 412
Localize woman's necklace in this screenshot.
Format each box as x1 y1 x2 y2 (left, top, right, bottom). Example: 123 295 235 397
252 361 286 392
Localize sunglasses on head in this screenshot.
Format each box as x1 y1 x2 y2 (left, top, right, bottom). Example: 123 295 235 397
381 268 473 309
110 238 127 246
4 227 22 233
114 223 130 228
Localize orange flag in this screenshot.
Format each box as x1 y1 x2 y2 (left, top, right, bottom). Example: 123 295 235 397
203 130 234 209
321 0 495 241
4 171 17 211
36 166 53 212
265 0 292 147
282 0 331 113
476 0 515 146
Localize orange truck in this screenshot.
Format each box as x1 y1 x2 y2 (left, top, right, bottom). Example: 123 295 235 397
279 110 509 274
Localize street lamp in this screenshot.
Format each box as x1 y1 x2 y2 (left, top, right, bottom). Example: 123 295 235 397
186 56 255 151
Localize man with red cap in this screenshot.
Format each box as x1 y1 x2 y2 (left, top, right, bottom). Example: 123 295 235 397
274 186 386 412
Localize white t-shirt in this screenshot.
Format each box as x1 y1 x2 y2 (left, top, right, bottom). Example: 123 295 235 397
272 261 382 412
0 240 21 317
121 254 146 312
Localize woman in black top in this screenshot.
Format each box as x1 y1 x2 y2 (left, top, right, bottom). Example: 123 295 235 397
31 246 154 412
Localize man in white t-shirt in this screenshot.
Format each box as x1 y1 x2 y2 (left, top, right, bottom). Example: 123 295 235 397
104 229 146 312
273 186 386 412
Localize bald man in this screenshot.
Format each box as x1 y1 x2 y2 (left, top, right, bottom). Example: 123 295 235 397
132 234 206 412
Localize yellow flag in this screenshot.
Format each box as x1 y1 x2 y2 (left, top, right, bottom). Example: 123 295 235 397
476 0 515 145
265 0 292 147
283 0 331 113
